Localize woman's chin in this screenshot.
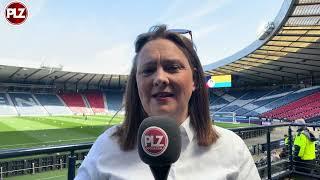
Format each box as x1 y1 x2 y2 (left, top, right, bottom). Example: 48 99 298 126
150 109 175 117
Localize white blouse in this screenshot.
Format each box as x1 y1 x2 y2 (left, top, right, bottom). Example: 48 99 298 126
75 117 261 180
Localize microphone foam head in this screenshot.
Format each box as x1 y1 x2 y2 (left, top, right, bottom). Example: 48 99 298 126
137 116 181 166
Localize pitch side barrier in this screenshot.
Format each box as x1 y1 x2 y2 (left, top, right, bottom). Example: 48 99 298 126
0 124 319 180
0 142 92 180
230 123 320 180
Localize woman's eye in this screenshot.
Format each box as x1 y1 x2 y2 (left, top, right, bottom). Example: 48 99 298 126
165 64 181 72
142 68 155 76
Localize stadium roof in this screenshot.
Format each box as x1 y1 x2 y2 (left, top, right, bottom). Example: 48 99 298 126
204 0 320 86
0 65 127 89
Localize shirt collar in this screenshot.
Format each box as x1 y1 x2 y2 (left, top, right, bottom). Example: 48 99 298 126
179 116 195 142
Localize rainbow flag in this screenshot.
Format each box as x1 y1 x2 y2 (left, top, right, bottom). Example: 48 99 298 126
205 75 231 88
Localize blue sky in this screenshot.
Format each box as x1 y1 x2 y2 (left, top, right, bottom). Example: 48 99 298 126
0 0 284 74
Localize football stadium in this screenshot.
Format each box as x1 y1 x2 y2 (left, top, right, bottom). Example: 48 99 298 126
1 0 320 179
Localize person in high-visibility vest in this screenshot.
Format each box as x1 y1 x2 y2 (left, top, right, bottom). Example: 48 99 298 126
284 134 289 146
293 125 316 173
280 134 290 158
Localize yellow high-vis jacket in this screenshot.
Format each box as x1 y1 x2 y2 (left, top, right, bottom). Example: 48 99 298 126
294 131 316 160
284 137 289 146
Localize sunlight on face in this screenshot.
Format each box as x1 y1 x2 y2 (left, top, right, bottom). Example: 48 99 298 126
136 39 195 124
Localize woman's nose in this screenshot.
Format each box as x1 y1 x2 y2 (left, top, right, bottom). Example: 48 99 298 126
153 69 169 87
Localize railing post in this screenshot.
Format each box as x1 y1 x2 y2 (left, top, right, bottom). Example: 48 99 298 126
32 162 35 174
267 126 271 180
23 160 27 174
60 159 63 170
68 150 76 180
288 125 293 171
0 166 3 180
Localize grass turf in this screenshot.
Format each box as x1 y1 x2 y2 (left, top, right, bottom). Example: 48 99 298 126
214 121 257 128
5 169 68 180
0 116 257 179
0 115 123 150
0 115 256 150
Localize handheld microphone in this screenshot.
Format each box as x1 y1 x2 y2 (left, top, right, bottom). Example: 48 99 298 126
137 116 181 180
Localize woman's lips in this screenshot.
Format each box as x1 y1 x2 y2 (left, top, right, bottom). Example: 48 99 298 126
152 92 175 102
152 92 174 98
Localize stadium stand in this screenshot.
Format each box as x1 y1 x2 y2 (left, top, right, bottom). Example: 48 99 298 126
58 93 90 115
239 88 294 116
83 92 106 114
244 88 297 117
262 91 320 119
209 86 320 122
34 93 73 115
0 90 122 116
0 93 18 116
259 86 320 116
105 91 123 113
218 89 271 112
208 92 221 105
288 102 320 120
210 90 247 111
9 93 48 116
307 116 320 123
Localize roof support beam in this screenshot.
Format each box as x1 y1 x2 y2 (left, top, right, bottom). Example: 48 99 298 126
254 49 320 62
97 74 105 88
259 45 320 56
269 39 320 45
241 58 312 75
87 74 96 89
290 14 320 18
52 72 70 83
219 66 280 81
212 69 258 82
295 3 320 6
8 67 23 79
75 74 87 84
233 61 303 77
24 69 42 81
226 64 286 80
107 75 113 88
64 73 79 83
246 55 320 70
38 71 58 81
118 76 121 89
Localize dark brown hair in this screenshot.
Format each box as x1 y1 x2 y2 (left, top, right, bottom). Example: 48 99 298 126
113 25 219 150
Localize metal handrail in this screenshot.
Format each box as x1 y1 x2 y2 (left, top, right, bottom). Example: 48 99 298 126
0 142 93 159
0 123 320 180
0 142 93 180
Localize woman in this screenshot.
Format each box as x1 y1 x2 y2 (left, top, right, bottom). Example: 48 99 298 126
75 25 260 180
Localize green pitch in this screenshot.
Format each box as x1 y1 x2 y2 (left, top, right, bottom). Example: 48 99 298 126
0 115 255 150
0 116 256 180
214 121 257 128
6 169 67 180
0 115 123 150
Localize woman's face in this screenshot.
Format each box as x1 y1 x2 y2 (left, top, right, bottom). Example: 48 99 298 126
136 38 195 124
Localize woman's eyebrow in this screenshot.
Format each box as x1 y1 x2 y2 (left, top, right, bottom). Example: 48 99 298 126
161 59 183 64
140 61 156 68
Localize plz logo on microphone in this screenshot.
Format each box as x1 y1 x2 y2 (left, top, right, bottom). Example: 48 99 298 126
141 126 168 157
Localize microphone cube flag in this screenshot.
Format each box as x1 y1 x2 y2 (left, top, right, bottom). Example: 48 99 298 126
137 116 181 166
